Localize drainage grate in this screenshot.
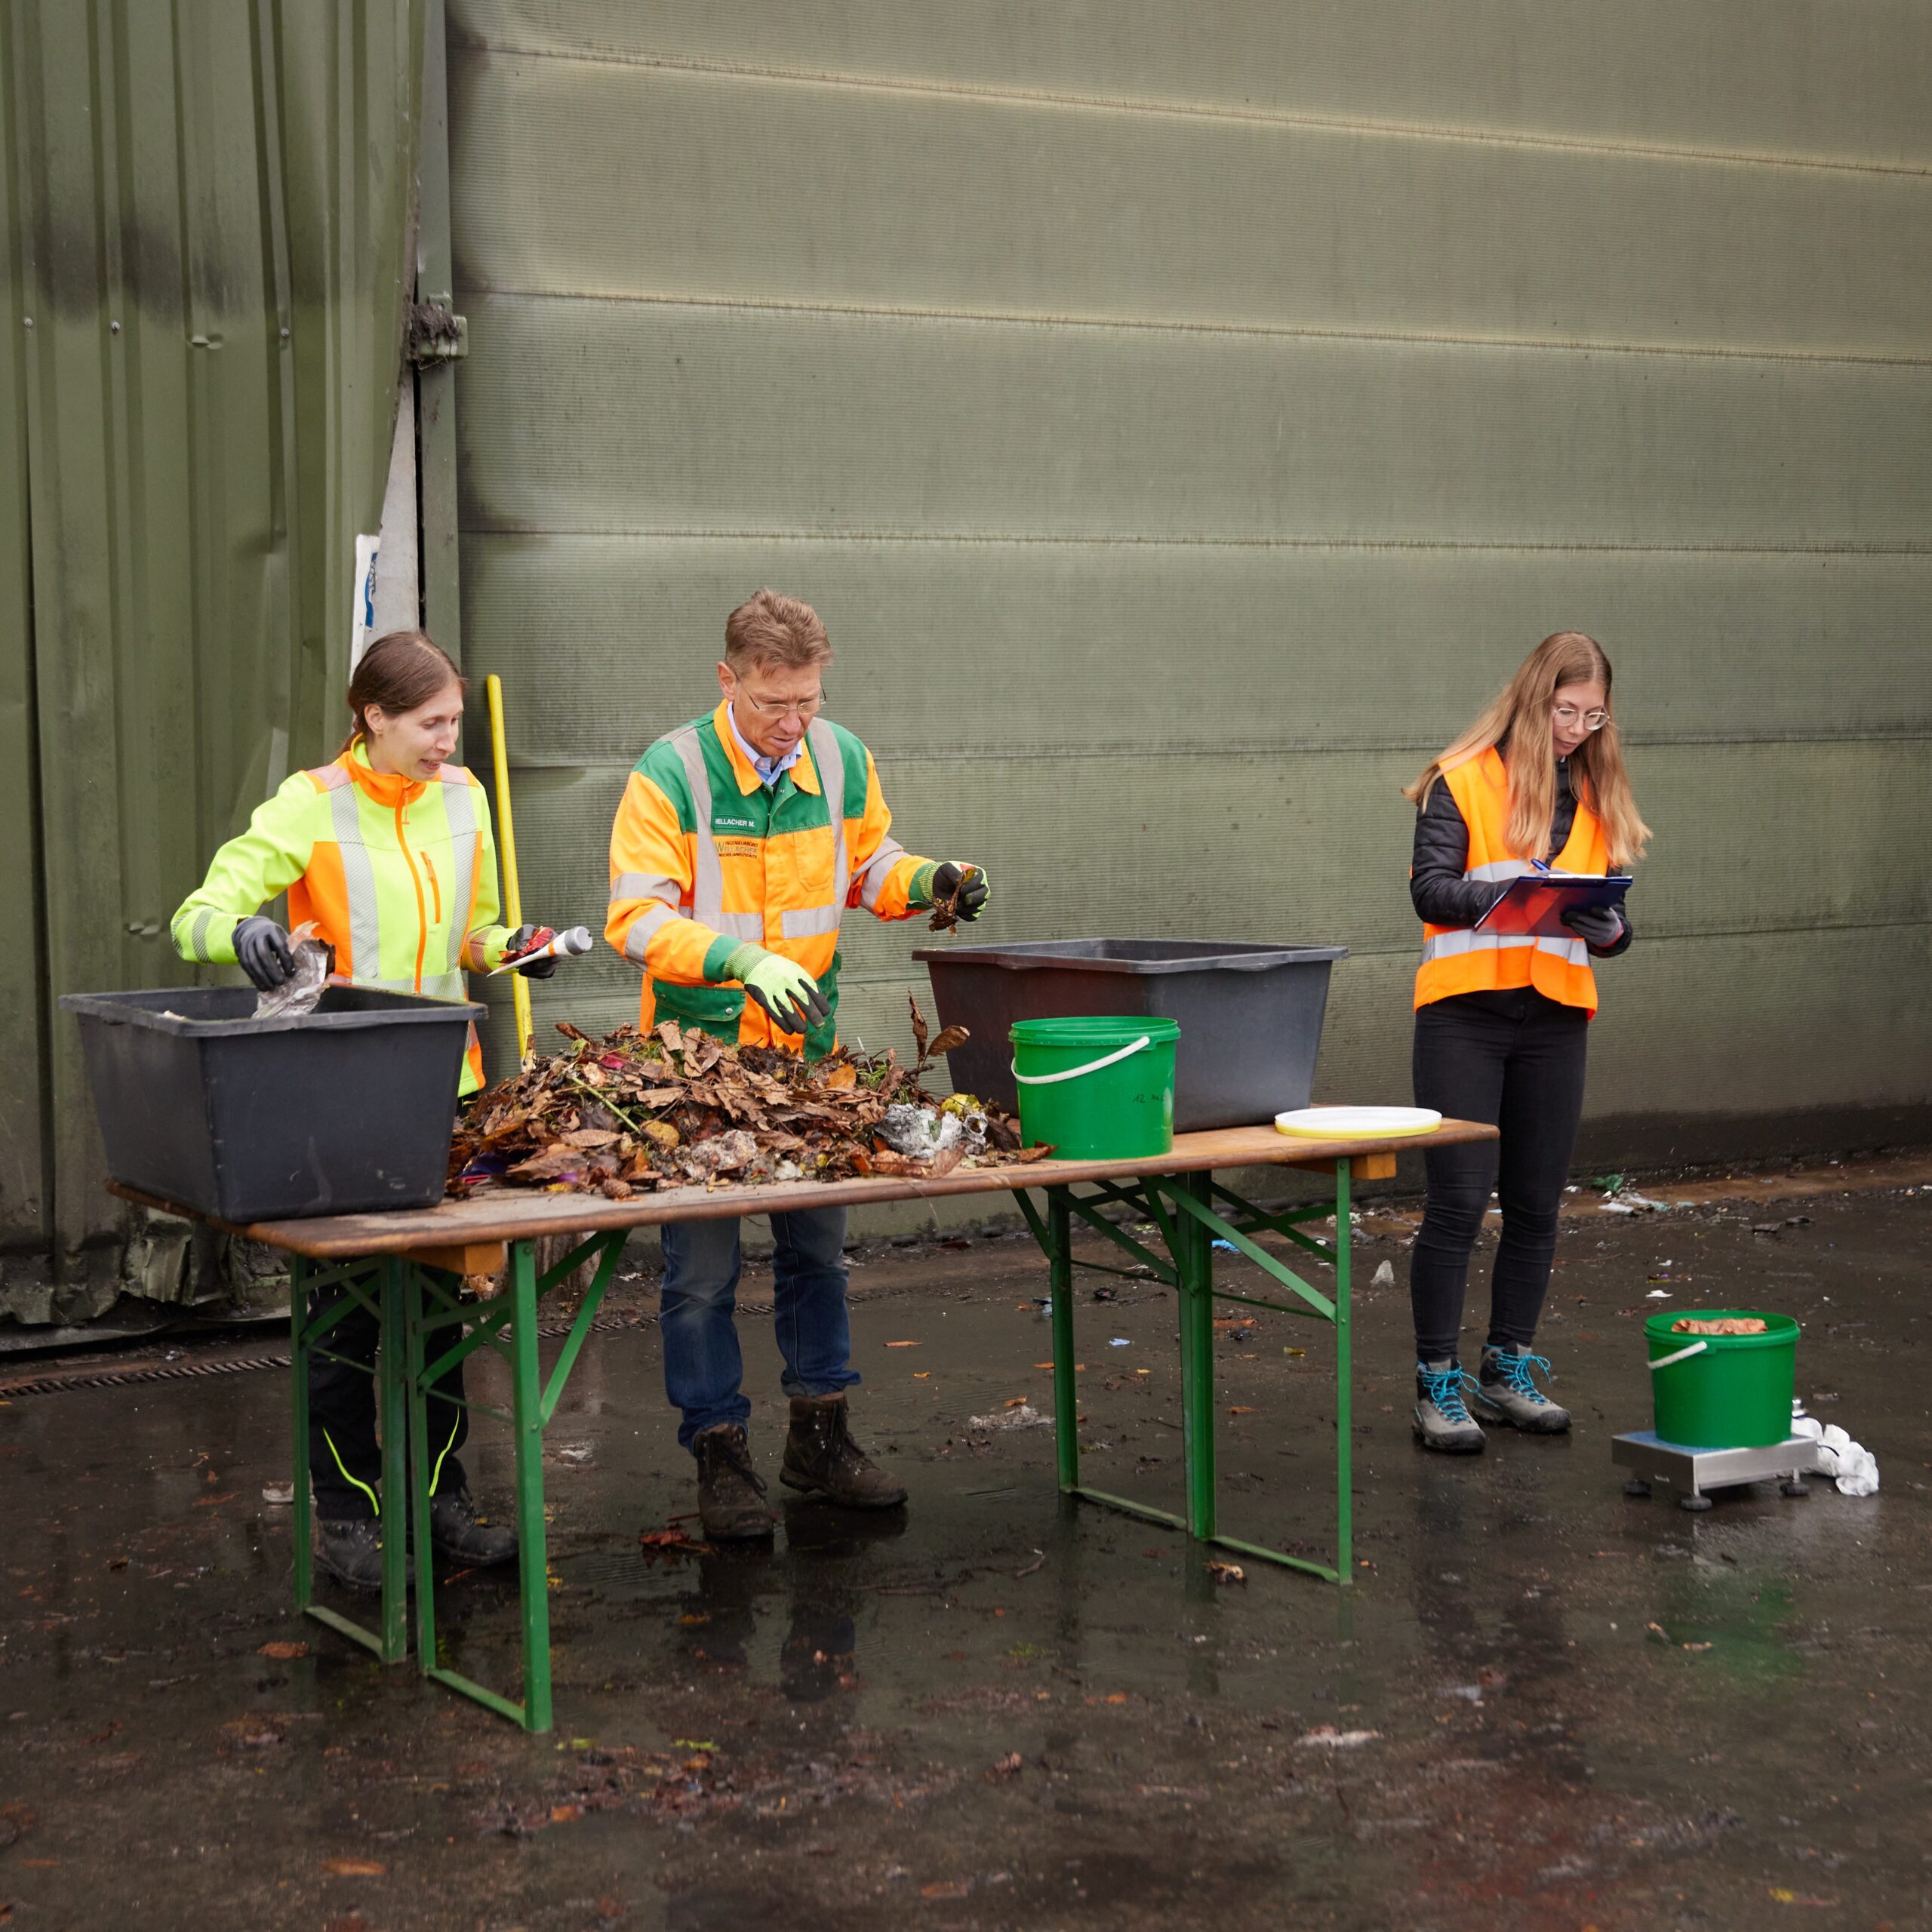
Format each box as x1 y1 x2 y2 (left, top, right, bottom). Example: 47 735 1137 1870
0 1310 655 1401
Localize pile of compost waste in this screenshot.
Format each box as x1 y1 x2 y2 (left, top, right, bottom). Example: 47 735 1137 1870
449 997 1047 1200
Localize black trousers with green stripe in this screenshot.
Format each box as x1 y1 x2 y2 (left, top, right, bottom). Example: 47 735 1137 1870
308 1281 468 1521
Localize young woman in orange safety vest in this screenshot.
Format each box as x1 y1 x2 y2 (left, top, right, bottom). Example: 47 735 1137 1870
171 631 560 1590
1403 632 1650 1454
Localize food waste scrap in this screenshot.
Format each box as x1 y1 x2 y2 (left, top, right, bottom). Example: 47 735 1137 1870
449 996 1050 1200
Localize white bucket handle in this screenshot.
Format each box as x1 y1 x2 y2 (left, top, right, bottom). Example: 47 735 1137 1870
1647 1340 1708 1372
1011 1034 1152 1086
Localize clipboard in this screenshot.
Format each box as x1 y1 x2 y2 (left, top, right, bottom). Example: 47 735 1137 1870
1475 872 1632 940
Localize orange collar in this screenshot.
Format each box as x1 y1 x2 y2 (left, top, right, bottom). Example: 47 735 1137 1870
343 740 428 808
711 700 820 797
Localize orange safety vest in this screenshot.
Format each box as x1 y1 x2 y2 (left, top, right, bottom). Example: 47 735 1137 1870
1414 746 1605 1014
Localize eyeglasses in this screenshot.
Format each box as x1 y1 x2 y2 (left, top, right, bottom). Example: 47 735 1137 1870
734 685 826 721
1552 703 1609 731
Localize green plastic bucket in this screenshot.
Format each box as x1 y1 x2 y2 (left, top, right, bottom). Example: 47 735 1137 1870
1645 1310 1798 1448
1009 1015 1179 1161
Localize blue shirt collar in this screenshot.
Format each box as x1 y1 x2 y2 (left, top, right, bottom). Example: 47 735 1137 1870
725 702 803 787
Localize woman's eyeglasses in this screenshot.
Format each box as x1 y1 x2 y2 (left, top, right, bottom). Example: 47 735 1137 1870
1552 703 1608 731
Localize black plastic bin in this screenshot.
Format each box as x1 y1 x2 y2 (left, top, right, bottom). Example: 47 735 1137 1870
59 985 485 1222
912 938 1348 1133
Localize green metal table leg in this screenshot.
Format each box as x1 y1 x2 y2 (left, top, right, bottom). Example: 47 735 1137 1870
1048 1189 1078 1494
1334 1158 1354 1585
404 1264 441 1673
508 1239 553 1732
1178 1170 1217 1541
291 1257 313 1618
377 1258 409 1661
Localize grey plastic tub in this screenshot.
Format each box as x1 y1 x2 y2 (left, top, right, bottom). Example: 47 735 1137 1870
912 938 1348 1133
60 985 485 1222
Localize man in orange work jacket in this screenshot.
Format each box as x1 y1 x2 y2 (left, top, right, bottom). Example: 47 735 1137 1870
606 590 989 1540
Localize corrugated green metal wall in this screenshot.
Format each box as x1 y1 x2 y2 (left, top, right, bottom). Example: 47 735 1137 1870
2 0 422 1317
445 2 1930 1159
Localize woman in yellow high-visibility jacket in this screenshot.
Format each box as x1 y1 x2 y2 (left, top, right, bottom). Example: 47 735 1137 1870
171 631 558 1589
1402 632 1651 1456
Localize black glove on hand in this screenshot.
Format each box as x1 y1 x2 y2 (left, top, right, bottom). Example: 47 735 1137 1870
930 861 989 922
1561 904 1624 949
233 915 295 992
503 924 559 979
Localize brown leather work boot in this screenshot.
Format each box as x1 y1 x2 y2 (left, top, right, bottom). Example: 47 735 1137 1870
694 1423 777 1541
780 1393 907 1509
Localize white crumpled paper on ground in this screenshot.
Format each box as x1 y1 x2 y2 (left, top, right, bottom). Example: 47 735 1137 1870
1792 1403 1880 1497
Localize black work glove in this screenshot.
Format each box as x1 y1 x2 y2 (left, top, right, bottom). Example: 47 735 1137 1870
1561 905 1625 949
502 924 559 979
930 861 990 922
233 915 295 992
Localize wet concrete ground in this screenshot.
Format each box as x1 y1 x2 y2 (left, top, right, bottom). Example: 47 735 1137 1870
2 1168 1929 1930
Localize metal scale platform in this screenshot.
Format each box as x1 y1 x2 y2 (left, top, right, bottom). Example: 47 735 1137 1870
1612 1431 1823 1512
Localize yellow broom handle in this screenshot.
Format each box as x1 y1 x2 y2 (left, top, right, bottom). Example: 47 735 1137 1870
485 674 533 1061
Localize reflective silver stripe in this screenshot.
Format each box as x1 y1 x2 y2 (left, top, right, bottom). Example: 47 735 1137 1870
362 972 428 995
1420 930 1588 968
440 776 478 972
853 835 908 913
612 869 681 905
669 725 770 944
189 909 215 960
623 900 682 963
463 926 498 971
669 727 726 921
780 902 844 940
1467 860 1535 883
419 969 467 1002
804 718 850 913
328 783 383 980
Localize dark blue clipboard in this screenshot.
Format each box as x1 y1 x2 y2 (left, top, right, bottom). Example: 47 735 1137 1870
1475 872 1632 940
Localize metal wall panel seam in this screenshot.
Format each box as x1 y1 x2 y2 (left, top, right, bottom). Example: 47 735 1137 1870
449 285 1932 373
449 528 1932 558
448 39 1932 183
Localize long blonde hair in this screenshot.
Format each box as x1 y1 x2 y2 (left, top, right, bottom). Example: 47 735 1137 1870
1404 632 1651 869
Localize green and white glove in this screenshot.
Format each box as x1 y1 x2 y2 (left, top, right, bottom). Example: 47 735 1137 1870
720 942 830 1035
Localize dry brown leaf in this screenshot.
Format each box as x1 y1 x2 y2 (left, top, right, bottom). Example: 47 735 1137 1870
319 1857 386 1876
257 1640 309 1660
821 1063 857 1091
929 1024 970 1056
907 992 930 1063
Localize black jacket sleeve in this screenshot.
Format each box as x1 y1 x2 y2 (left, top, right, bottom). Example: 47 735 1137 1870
1409 781 1506 928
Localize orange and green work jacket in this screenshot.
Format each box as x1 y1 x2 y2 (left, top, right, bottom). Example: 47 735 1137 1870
605 702 934 1057
171 741 514 1091
1414 745 1607 1015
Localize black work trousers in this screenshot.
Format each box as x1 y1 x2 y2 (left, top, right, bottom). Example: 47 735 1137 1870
1408 989 1589 1364
307 1278 469 1521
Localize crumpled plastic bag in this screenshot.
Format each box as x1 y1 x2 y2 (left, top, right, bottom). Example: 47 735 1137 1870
1792 1404 1881 1497
254 921 334 1020
876 1101 987 1163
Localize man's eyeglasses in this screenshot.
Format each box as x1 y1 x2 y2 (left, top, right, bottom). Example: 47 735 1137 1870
735 686 827 721
1552 703 1608 731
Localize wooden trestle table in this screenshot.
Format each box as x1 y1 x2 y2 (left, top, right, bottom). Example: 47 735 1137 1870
113 1116 1494 1730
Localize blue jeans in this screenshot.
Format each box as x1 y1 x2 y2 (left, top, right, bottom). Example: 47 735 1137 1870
659 1206 859 1451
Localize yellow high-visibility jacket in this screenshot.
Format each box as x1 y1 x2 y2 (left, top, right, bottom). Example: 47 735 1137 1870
605 703 932 1056
171 742 512 1091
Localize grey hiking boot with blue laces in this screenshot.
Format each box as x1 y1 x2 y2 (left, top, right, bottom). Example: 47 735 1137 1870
1473 1343 1571 1434
1414 1358 1484 1454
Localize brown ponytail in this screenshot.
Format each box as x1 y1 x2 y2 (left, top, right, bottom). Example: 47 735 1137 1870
339 631 466 757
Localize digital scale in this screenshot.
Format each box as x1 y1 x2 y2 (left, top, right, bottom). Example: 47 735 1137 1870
1612 1431 1823 1512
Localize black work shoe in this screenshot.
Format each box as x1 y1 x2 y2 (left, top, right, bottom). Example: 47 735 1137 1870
780 1393 908 1509
694 1423 778 1541
315 1517 385 1592
429 1487 519 1565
